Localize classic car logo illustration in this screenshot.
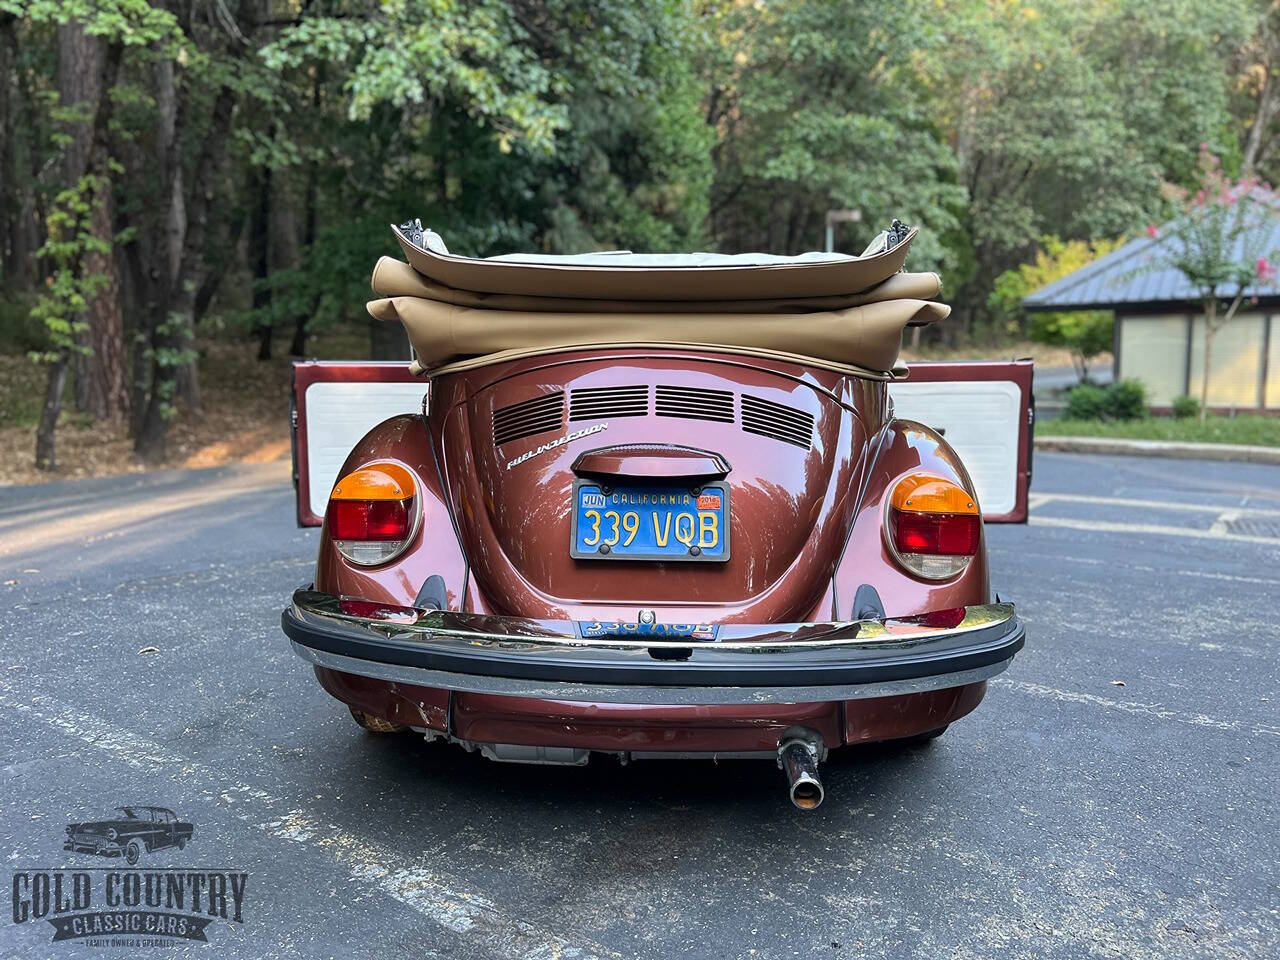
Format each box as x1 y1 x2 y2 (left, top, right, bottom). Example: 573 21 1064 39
64 806 193 866
9 806 247 947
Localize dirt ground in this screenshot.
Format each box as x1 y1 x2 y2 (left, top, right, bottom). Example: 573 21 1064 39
0 325 370 487
0 337 1093 487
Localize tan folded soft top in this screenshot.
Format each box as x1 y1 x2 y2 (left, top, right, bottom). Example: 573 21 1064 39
369 222 949 377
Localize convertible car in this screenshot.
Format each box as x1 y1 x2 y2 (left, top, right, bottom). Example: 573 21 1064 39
281 220 1030 809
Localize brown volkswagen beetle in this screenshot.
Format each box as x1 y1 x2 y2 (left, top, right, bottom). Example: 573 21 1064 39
281 220 1030 809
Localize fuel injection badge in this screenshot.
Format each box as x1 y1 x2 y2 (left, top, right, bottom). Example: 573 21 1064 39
505 422 608 470
10 806 247 947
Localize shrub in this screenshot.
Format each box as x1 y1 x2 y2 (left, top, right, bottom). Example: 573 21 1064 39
1171 394 1200 419
1102 379 1147 421
1062 380 1148 421
1064 383 1107 420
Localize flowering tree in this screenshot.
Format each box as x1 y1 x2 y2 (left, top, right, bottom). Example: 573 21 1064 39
1144 146 1279 423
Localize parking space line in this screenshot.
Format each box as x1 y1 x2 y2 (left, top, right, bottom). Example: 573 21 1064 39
1028 514 1280 545
1031 493 1280 517
0 681 611 960
988 548 1280 586
1208 510 1239 536
993 678 1280 739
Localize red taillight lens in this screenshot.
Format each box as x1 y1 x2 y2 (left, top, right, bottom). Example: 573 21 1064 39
890 510 980 556
327 462 420 566
885 472 981 580
328 499 411 541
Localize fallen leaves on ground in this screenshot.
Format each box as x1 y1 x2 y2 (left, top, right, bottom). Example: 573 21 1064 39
0 339 297 486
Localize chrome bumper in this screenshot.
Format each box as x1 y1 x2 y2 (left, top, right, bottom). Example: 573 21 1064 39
282 589 1024 705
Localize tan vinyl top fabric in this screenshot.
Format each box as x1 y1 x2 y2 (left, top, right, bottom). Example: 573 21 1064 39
370 224 950 377
392 224 920 301
407 343 909 381
368 294 947 376
371 255 942 317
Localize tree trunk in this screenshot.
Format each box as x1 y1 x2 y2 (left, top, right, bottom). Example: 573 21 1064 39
249 162 273 360
35 356 69 471
81 194 130 421
193 211 246 325
0 13 16 283
57 23 128 423
291 294 320 357
136 80 239 462
1244 15 1280 176
8 15 47 286
290 66 323 357
1199 298 1215 426
152 57 202 415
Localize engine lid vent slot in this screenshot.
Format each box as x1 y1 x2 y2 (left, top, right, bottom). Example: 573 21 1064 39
493 392 565 447
655 385 734 423
569 385 649 421
741 394 814 449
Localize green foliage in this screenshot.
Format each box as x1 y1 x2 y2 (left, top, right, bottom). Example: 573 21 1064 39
27 177 112 363
705 0 965 267
990 235 1124 376
1146 146 1280 296
1029 311 1114 370
1103 379 1148 420
1171 395 1201 419
259 0 568 156
925 0 1256 333
1044 414 1278 446
1063 384 1108 421
8 0 180 47
1063 380 1148 421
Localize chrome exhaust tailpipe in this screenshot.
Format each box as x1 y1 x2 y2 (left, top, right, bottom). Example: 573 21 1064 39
778 735 825 810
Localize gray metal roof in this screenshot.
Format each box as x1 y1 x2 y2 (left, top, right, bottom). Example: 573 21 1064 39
1022 214 1280 312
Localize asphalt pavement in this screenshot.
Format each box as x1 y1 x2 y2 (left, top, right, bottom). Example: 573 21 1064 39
1 452 1277 960
1034 364 1113 393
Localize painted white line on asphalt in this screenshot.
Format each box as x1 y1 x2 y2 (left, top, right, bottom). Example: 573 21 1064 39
1171 568 1280 586
992 679 1280 739
1028 515 1280 545
988 548 1280 586
1032 493 1280 517
1208 510 1239 537
0 682 609 960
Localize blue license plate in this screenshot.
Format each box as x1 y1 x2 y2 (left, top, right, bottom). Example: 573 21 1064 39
570 481 730 562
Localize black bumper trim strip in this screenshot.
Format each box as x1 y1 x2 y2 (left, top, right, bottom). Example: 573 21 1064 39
281 608 1024 689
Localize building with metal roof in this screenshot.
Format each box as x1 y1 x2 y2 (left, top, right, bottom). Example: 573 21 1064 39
1023 223 1280 411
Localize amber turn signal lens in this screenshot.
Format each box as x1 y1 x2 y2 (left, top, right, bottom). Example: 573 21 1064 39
886 473 980 580
889 472 978 515
327 462 421 566
330 463 417 502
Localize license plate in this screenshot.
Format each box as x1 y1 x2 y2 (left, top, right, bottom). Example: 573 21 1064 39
570 480 730 561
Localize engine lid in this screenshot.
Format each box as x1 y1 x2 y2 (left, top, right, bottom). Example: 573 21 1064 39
432 352 870 622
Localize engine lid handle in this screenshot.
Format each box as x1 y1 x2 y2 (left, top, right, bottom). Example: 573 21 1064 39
571 444 731 481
